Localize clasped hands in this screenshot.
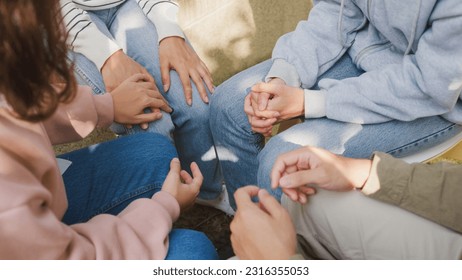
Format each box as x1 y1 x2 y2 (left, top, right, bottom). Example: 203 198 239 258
244 78 305 137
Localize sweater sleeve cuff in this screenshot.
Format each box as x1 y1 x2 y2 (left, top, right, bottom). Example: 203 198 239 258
145 2 185 44
265 59 301 87
361 153 382 195
80 35 121 72
92 93 114 129
304 89 327 118
151 191 181 222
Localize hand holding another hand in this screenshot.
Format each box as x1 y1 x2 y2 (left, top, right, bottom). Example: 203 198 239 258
244 78 285 137
251 82 305 122
244 78 304 137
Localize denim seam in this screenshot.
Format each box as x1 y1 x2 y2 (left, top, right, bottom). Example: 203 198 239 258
387 123 457 156
73 65 104 94
83 182 164 220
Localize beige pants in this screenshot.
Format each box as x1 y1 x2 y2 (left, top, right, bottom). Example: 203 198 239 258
283 189 462 259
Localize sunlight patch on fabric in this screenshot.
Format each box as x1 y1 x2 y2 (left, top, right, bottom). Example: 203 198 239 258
202 146 239 162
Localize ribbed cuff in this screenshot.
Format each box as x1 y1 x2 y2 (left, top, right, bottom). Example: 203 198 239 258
145 2 185 44
152 191 181 222
265 59 301 87
304 89 326 119
92 92 114 129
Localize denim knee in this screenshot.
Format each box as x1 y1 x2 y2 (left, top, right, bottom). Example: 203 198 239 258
166 229 219 260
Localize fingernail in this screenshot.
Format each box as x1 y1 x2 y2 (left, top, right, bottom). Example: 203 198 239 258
187 99 192 106
163 84 169 92
204 96 209 103
141 124 148 130
280 177 289 187
172 158 180 162
211 86 216 94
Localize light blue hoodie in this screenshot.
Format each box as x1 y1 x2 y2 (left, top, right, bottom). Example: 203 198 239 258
266 0 462 124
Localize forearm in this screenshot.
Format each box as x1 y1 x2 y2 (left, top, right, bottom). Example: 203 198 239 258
43 86 114 144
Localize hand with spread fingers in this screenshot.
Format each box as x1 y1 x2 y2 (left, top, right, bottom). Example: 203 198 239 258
159 37 214 106
161 158 203 212
109 73 172 129
271 146 372 203
230 186 297 260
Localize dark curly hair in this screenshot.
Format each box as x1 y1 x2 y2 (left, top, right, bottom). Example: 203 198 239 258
0 0 76 122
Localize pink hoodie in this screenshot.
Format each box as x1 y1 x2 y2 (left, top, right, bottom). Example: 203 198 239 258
0 86 180 259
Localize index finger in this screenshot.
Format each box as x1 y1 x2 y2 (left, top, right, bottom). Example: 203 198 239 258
270 150 303 189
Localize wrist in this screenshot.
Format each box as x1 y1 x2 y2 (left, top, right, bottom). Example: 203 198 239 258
295 88 305 117
351 158 373 189
101 49 123 74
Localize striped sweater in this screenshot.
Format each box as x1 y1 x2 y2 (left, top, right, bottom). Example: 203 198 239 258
60 0 184 70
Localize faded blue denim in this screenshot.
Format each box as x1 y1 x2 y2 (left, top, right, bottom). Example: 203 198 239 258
59 133 217 260
69 0 222 200
210 54 462 208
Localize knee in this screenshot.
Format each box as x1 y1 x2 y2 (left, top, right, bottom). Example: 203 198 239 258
167 229 219 260
209 84 247 132
209 85 228 122
121 133 177 161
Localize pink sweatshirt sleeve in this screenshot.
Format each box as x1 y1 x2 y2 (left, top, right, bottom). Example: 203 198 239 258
43 85 114 145
0 145 180 259
0 89 180 259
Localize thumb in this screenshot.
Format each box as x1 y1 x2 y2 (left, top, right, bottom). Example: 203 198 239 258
251 82 282 96
279 169 317 189
257 189 284 217
169 157 181 173
164 158 181 184
128 73 151 83
234 185 260 210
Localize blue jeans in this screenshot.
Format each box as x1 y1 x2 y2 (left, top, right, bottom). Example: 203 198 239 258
58 133 218 260
210 55 462 208
69 0 222 200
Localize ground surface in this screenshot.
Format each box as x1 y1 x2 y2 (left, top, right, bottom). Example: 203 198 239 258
174 205 234 260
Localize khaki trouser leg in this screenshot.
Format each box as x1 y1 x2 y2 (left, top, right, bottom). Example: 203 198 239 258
282 189 462 260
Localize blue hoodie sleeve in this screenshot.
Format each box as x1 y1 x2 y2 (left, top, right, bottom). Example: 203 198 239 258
270 0 366 89
320 1 462 124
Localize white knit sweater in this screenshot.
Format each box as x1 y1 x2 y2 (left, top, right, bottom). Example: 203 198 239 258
60 0 184 70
